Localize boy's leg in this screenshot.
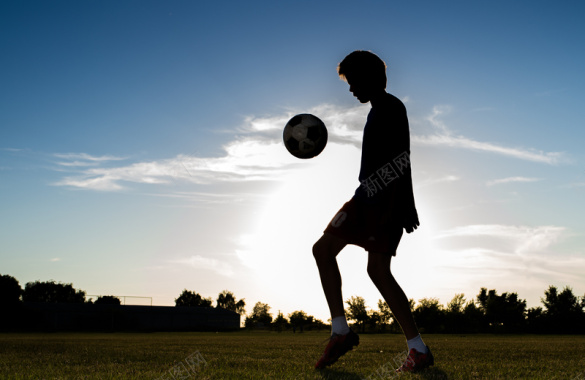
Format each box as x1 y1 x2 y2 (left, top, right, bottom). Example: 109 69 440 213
367 251 434 372
312 232 347 319
366 251 419 339
313 233 360 369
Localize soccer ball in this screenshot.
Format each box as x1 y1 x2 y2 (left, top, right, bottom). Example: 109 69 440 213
283 114 328 159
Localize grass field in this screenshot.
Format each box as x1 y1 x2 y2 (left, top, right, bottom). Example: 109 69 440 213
1 331 584 379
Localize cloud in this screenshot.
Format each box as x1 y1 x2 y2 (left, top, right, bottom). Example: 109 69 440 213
413 106 565 165
435 224 566 255
486 176 542 186
147 190 263 205
52 104 368 191
54 140 296 191
51 102 565 191
416 175 459 189
54 153 127 167
432 223 585 295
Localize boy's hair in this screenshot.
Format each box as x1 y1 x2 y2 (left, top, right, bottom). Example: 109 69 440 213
337 50 387 89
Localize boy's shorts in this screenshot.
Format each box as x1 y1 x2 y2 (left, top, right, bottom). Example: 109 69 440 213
324 198 403 256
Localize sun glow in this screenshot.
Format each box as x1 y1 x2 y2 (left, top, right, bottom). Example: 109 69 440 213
234 143 363 317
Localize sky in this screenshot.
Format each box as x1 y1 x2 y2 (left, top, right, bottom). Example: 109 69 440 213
1 1 584 322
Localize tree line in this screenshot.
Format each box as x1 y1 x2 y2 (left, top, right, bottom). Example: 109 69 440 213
346 286 585 334
2 274 583 334
0 274 326 332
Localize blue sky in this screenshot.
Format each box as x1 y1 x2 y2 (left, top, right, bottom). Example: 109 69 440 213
1 1 584 321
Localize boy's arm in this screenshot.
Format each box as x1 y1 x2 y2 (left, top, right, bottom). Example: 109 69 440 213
365 175 419 233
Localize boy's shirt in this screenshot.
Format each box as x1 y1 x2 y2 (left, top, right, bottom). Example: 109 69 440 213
353 93 417 227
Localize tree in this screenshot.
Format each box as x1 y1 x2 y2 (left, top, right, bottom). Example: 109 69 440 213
413 298 445 333
367 310 383 332
94 295 121 305
526 306 545 333
0 274 22 306
476 288 526 332
289 310 314 333
245 302 273 328
345 296 368 333
0 274 23 331
447 293 465 314
541 286 584 333
312 318 328 331
377 299 393 324
445 293 466 333
376 299 401 332
23 280 86 303
462 300 484 333
175 290 212 307
216 290 246 315
272 311 288 332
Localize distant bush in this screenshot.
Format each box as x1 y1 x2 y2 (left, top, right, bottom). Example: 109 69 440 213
94 295 122 305
23 280 86 304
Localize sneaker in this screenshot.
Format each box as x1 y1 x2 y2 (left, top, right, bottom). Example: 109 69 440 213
315 329 360 369
396 347 434 373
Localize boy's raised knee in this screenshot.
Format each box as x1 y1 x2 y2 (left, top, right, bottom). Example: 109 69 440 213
312 240 328 262
313 233 345 263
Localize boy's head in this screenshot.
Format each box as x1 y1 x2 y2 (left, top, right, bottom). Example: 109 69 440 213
337 50 387 88
337 50 387 103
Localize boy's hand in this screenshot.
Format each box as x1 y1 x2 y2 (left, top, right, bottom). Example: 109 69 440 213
403 210 420 234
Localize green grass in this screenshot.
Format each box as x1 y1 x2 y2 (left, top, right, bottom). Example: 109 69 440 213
1 331 585 379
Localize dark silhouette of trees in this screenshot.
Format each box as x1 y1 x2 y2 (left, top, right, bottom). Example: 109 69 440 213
477 288 527 332
526 306 546 333
245 302 272 328
288 310 312 333
175 290 212 307
3 273 585 334
0 274 23 330
22 280 86 303
216 290 246 315
444 293 466 333
413 298 445 333
376 299 394 332
367 309 382 332
345 296 368 333
0 274 22 306
461 299 484 333
272 311 288 332
541 286 584 333
94 295 122 305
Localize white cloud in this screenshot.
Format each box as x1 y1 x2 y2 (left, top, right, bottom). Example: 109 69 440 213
486 176 542 186
52 104 367 191
435 224 566 255
416 175 459 189
53 142 296 190
430 224 585 303
413 106 565 165
52 102 565 192
54 153 127 165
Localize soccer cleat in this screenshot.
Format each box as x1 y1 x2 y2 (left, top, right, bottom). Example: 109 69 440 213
315 329 360 369
396 347 434 373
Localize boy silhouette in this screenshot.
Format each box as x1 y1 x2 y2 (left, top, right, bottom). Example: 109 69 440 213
313 50 434 373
